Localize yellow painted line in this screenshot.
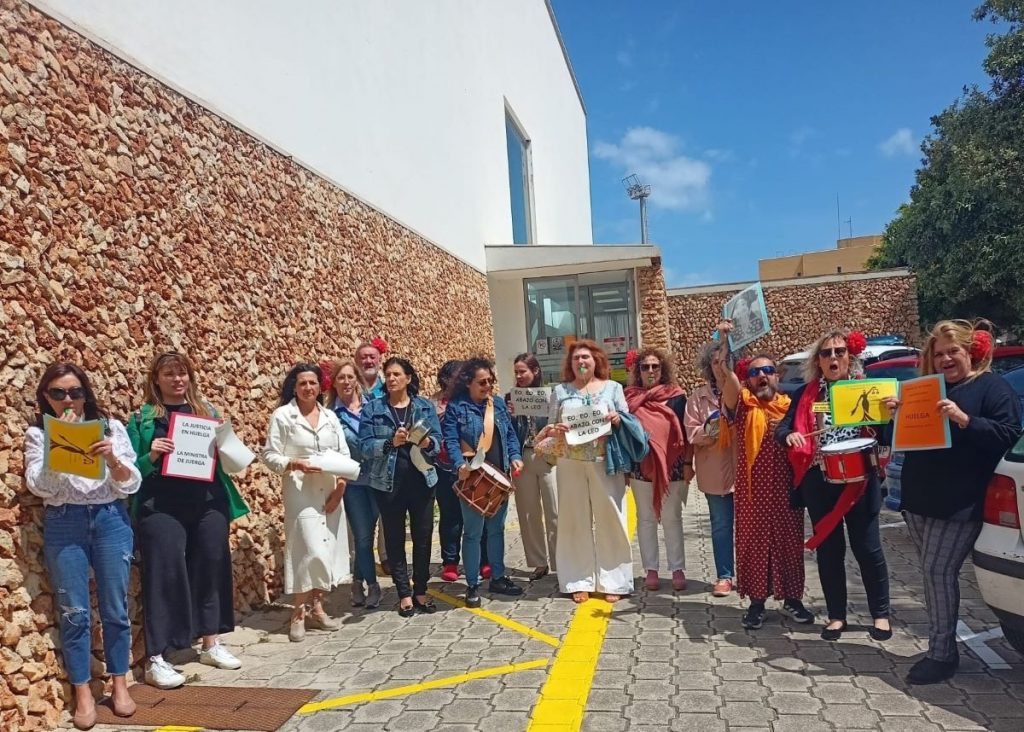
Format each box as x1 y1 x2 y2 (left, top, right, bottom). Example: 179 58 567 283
154 727 203 731
298 658 550 713
526 487 637 731
427 588 561 648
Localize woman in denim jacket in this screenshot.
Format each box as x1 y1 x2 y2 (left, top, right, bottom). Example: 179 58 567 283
442 356 525 607
358 357 442 616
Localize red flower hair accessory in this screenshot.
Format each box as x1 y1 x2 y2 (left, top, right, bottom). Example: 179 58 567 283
734 357 752 380
971 330 993 361
846 330 867 356
318 360 335 393
371 337 389 354
625 350 639 369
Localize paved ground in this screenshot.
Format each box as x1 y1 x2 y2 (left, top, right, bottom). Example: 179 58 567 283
88 486 1024 732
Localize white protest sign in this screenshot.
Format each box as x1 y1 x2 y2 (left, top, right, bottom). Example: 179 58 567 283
562 405 612 446
307 450 362 480
510 387 552 418
214 418 255 474
162 413 219 482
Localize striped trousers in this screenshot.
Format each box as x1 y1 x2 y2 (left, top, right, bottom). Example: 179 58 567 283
904 512 983 662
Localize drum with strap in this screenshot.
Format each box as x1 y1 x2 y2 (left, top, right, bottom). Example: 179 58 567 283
820 437 880 485
455 462 513 517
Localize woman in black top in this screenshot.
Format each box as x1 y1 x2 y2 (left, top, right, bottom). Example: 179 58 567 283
886 320 1021 684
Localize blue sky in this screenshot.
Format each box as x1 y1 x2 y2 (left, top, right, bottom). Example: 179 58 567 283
550 1 999 287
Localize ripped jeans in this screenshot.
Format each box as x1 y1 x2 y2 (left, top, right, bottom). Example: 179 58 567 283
43 501 133 685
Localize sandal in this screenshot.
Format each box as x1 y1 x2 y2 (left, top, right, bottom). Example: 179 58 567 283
572 591 589 604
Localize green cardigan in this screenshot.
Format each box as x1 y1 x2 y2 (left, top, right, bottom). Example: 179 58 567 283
126 403 250 521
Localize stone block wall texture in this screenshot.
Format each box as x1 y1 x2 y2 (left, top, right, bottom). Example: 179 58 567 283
668 273 920 390
636 259 671 356
0 2 494 728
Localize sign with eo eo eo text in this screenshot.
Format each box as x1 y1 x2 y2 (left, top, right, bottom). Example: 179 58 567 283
162 413 219 481
892 374 952 451
562 404 612 446
510 387 553 418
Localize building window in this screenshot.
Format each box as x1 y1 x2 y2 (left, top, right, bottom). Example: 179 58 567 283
505 111 534 245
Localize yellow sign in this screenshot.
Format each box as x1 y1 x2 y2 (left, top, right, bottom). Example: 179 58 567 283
610 368 628 384
44 415 105 480
828 378 899 427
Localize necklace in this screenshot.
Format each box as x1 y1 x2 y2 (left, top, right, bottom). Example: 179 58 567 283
389 402 410 427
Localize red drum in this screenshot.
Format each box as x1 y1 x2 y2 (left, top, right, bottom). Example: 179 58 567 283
820 437 879 485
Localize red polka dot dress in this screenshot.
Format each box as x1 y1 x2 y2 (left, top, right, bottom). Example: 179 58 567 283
733 401 805 601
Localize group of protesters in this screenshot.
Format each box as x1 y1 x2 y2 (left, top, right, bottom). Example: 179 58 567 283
24 316 1022 728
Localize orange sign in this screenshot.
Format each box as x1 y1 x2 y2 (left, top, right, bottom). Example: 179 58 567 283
892 374 952 451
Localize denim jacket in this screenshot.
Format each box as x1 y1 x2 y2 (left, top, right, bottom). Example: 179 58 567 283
605 411 649 476
358 395 441 493
441 394 523 473
332 400 371 486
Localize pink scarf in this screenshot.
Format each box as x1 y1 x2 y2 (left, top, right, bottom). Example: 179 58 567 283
625 384 685 519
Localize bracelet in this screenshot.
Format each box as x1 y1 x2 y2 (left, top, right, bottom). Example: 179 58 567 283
384 438 395 452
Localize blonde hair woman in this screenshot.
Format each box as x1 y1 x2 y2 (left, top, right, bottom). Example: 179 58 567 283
128 351 250 690
884 320 1020 684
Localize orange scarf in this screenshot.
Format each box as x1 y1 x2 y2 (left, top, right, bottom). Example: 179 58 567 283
718 388 791 494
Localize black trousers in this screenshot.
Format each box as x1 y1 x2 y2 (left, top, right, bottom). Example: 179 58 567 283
435 469 489 567
137 500 234 658
375 469 435 599
800 467 890 621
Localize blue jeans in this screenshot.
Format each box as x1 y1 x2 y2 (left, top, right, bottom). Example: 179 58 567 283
705 493 735 580
344 483 379 584
43 501 133 685
461 499 508 587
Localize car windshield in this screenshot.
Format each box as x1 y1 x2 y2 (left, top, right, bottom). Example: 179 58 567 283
1006 432 1024 463
867 335 905 346
779 361 804 384
867 366 919 381
994 355 1024 374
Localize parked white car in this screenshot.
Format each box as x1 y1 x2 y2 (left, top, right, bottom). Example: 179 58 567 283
973 435 1024 655
778 345 921 395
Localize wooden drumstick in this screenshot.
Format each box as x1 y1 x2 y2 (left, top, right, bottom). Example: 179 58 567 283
801 426 834 439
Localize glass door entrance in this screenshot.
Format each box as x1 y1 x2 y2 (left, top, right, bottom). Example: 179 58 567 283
524 271 637 385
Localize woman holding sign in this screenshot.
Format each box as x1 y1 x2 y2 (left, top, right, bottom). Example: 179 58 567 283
263 363 353 641
129 351 249 690
776 329 891 642
537 339 635 603
507 353 558 581
885 321 1020 684
25 363 141 729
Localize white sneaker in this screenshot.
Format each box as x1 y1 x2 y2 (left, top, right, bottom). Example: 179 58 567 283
145 656 186 689
200 642 242 670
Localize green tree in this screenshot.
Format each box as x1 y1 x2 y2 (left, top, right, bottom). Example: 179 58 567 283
870 1 1024 329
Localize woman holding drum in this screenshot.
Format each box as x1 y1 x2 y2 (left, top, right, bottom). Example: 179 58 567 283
776 329 891 641
885 320 1020 684
441 356 525 607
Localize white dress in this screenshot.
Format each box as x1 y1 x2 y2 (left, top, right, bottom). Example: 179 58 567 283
261 400 352 595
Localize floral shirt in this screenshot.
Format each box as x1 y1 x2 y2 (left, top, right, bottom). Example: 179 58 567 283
24 419 142 506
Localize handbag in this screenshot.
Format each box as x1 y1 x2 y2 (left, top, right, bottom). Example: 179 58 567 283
454 398 512 516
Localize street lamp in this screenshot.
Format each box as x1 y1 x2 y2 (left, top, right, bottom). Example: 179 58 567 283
622 174 651 244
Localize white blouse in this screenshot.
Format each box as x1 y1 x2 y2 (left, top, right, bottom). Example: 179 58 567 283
24 419 142 506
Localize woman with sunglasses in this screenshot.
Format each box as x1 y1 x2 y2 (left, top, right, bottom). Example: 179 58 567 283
128 352 250 690
358 356 442 616
776 329 891 642
625 348 692 592
24 364 141 730
442 357 525 607
263 363 352 640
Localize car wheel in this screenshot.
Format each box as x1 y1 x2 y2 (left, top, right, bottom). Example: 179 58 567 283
1003 624 1024 656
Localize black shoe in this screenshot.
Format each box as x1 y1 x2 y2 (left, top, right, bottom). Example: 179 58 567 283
412 597 437 614
821 621 848 641
868 621 893 641
489 576 524 596
907 656 957 685
465 585 482 609
397 602 415 618
781 600 815 624
741 603 766 630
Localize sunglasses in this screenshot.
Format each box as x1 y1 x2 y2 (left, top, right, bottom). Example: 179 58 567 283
640 363 661 371
47 387 86 401
475 378 495 386
818 347 848 359
747 365 777 378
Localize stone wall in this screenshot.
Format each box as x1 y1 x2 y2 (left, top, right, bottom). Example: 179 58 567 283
636 259 672 355
0 2 493 728
668 272 920 390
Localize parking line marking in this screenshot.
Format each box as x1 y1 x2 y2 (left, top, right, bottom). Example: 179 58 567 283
298 658 550 713
527 488 637 731
427 588 561 648
956 620 1011 670
154 727 203 731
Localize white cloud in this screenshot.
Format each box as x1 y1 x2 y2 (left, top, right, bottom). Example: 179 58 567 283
593 127 712 212
879 128 916 157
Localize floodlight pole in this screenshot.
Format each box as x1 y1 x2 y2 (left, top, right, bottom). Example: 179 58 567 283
638 195 649 245
622 174 652 245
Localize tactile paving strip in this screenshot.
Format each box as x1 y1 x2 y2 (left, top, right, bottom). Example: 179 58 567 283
94 684 319 730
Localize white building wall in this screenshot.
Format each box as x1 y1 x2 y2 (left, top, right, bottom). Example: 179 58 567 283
30 0 593 271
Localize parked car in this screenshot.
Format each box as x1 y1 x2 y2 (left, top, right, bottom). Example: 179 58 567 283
864 355 920 382
866 334 908 346
973 436 1024 655
778 345 921 395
